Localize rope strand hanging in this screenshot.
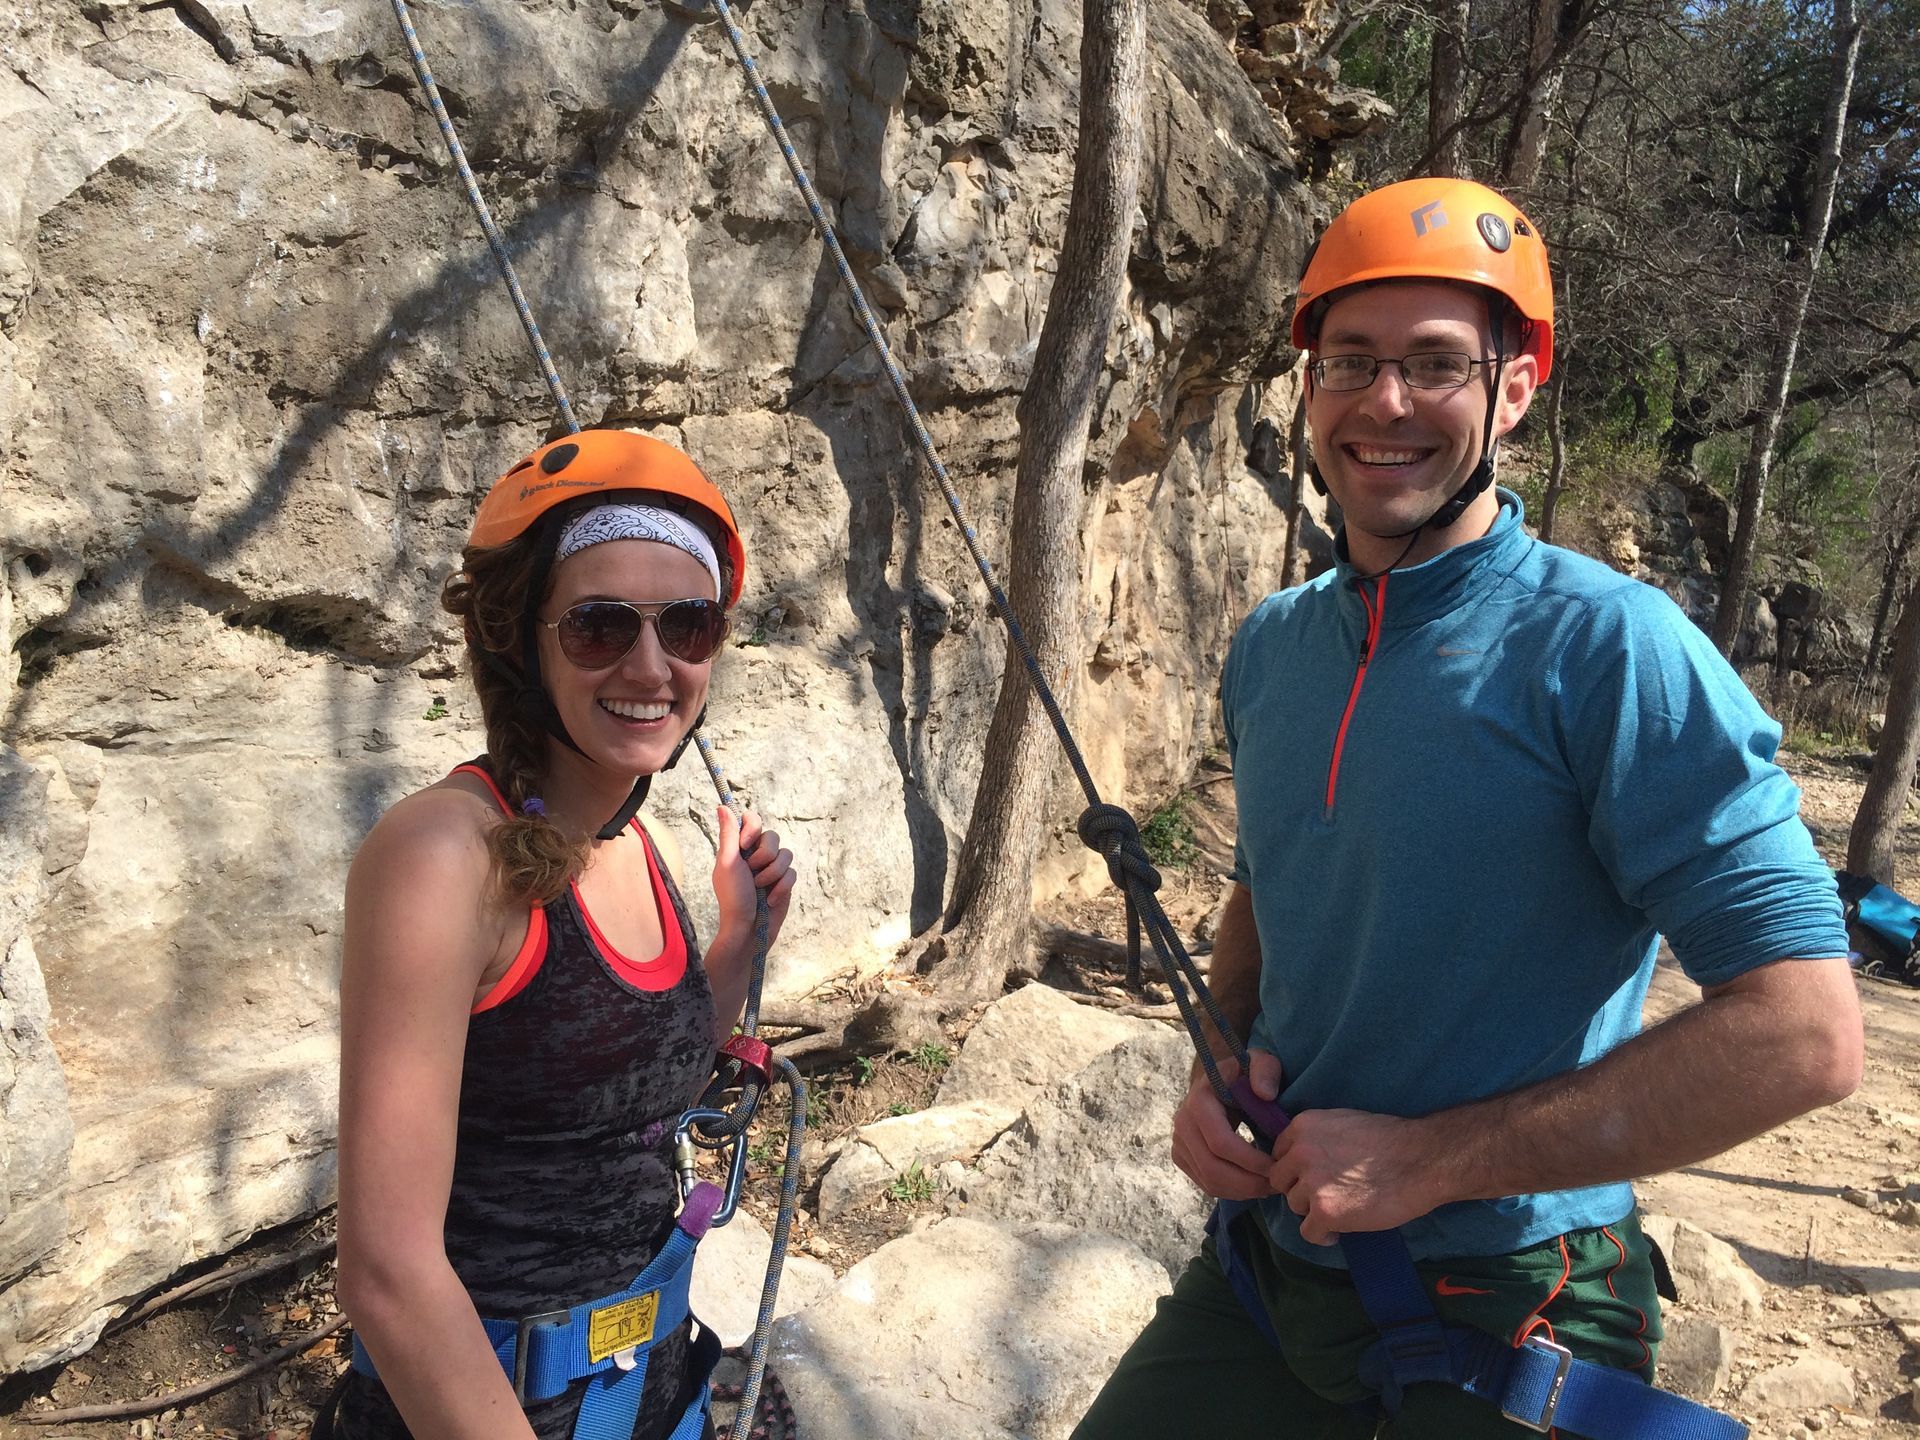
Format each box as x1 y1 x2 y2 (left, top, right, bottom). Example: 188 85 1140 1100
698 0 1262 1132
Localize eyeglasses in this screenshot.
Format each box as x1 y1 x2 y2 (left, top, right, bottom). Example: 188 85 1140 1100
1309 352 1497 392
542 598 731 669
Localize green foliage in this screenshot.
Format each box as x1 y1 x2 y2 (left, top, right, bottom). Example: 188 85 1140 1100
886 1160 936 1205
423 697 448 721
1140 794 1200 870
853 1054 876 1085
886 1100 914 1117
907 1041 951 1073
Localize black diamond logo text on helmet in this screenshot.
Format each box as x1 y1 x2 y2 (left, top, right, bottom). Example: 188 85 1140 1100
1411 201 1448 237
540 441 580 475
1477 213 1512 253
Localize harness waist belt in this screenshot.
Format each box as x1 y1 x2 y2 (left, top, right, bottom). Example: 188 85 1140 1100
352 1181 724 1440
1212 1200 1748 1440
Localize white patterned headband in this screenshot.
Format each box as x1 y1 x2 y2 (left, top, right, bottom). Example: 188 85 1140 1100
555 504 723 600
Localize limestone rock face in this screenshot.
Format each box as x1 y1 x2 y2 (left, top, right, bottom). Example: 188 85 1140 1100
1744 1354 1856 1411
936 981 1164 1109
0 0 1308 1370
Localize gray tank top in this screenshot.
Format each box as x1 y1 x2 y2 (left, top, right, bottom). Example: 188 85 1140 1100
340 760 717 1440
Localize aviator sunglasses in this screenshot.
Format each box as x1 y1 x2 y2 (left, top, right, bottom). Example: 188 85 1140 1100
543 598 731 669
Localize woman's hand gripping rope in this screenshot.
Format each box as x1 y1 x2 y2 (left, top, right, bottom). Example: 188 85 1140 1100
712 806 795 956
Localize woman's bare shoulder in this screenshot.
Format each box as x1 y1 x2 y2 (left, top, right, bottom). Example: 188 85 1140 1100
348 776 502 922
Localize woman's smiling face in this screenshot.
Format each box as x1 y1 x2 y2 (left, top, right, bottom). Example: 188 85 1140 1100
536 538 720 777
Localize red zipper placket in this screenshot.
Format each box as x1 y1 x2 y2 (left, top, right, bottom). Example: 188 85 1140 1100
1324 573 1387 815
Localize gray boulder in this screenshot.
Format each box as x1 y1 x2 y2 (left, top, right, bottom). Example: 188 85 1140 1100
769 1217 1166 1440
966 1026 1208 1279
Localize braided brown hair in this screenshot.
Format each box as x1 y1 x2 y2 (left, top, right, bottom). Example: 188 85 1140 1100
440 492 737 909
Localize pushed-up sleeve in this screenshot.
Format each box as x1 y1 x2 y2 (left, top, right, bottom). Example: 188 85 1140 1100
1552 584 1848 987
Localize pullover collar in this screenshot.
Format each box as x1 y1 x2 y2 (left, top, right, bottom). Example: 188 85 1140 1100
1333 489 1532 630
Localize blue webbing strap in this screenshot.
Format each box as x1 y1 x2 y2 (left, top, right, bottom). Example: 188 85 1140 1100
351 1197 719 1440
1208 1205 1748 1438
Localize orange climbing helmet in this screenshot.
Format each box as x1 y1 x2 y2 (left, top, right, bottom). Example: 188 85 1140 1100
1292 177 1555 383
469 429 747 606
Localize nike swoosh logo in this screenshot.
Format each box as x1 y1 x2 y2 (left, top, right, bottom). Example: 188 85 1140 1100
1435 646 1481 657
1435 1277 1495 1296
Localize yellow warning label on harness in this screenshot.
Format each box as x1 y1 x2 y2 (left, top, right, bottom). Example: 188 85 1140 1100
587 1292 659 1364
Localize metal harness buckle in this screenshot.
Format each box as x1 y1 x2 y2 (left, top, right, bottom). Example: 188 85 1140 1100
1501 1336 1573 1433
511 1309 572 1404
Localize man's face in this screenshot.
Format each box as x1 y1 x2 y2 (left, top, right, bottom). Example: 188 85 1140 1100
1305 282 1536 549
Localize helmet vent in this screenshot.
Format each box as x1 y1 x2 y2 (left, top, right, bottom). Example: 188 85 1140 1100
540 442 580 475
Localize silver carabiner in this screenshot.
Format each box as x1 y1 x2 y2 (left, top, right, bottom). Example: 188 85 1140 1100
671 1106 749 1228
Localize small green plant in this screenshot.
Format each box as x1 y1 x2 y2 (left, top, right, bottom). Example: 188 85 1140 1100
1139 794 1200 870
746 1139 784 1179
743 622 769 647
853 1054 877 1085
804 1087 830 1127
423 696 448 721
886 1100 914 1117
886 1160 936 1204
908 1041 951 1073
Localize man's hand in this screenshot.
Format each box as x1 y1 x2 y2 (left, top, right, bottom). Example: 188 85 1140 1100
1171 1052 1284 1201
1267 1109 1447 1245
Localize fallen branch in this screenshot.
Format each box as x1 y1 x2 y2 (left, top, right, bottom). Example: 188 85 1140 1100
1065 994 1184 1020
20 1317 350 1426
107 1235 336 1337
1179 770 1236 793
1032 922 1212 973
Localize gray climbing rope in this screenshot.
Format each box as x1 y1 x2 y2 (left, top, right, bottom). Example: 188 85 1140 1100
699 0 1256 1118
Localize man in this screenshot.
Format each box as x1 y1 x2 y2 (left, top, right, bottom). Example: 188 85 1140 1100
1073 177 1862 1438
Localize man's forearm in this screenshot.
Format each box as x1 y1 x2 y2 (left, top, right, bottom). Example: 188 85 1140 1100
1424 956 1862 1207
1196 883 1263 1069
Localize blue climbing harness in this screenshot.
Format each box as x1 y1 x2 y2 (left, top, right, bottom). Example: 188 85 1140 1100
1213 1083 1747 1439
351 1182 728 1440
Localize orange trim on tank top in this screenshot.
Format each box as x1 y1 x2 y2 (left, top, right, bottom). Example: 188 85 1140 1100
453 763 686 1010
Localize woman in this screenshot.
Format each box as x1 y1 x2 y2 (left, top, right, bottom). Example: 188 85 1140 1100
332 429 795 1440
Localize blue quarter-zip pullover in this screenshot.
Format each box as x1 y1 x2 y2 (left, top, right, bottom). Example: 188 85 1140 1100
1221 491 1848 1264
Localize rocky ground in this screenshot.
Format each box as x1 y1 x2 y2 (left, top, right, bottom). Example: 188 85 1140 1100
2 748 1917 1439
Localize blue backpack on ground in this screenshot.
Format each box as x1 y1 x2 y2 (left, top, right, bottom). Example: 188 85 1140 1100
1834 870 1920 985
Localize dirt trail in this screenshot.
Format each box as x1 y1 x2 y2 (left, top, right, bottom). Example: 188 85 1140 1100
1635 753 1920 1437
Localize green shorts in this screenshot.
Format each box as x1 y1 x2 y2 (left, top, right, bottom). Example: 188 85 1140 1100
1072 1211 1662 1439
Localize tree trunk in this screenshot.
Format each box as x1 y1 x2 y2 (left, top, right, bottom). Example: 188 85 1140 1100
1867 521 1920 674
1426 0 1472 177
1709 0 1864 653
929 0 1146 1005
1279 384 1309 590
1499 0 1583 189
1849 591 1920 884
